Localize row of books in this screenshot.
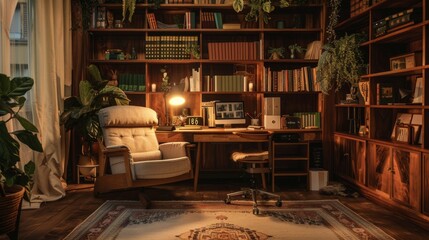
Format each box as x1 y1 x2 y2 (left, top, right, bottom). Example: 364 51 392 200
184 11 196 29
201 12 223 29
118 74 145 92
145 35 198 59
262 66 320 92
350 0 372 17
207 41 259 60
202 75 249 92
294 112 321 129
181 68 201 92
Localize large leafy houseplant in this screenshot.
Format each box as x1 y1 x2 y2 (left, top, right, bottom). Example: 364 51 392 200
60 65 130 151
316 34 365 95
0 74 43 197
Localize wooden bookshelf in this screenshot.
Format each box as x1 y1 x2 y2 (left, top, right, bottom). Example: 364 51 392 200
332 0 429 227
84 1 326 129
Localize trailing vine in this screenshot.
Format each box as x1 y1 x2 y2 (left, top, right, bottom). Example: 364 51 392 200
79 0 99 30
326 0 341 42
122 0 136 22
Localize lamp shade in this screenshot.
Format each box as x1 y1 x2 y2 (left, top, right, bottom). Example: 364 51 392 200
169 94 185 106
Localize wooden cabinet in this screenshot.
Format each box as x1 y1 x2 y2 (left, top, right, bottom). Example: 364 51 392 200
334 134 366 186
332 0 429 226
271 140 309 192
367 142 421 211
84 1 325 129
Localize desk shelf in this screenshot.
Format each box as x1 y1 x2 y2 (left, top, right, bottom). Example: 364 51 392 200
272 141 309 192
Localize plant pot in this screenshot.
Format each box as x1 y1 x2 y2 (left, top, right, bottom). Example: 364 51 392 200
78 154 98 177
0 185 25 238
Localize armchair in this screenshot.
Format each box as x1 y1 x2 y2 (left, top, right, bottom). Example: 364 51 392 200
94 105 193 195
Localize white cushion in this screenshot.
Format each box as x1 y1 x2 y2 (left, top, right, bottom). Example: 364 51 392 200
132 157 192 179
231 151 269 162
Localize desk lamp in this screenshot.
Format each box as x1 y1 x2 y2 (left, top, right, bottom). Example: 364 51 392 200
157 84 185 131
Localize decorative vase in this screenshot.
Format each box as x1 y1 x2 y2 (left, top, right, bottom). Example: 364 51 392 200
290 50 295 59
0 185 25 239
358 81 369 104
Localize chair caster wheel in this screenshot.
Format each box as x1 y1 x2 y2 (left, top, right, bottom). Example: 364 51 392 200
276 200 282 207
253 208 259 215
224 198 231 204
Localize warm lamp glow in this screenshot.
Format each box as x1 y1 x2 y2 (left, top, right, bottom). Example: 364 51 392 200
169 95 185 106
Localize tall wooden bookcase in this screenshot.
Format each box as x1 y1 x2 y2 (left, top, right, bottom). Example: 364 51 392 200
72 1 328 186
333 0 429 227
84 1 325 126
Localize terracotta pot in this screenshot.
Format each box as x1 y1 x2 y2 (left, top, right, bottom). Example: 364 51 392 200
0 185 25 238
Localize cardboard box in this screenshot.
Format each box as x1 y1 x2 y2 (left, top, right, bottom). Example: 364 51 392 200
309 169 328 191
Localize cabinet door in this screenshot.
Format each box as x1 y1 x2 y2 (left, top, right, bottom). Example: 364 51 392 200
392 148 421 211
334 136 366 185
367 142 391 199
424 154 429 216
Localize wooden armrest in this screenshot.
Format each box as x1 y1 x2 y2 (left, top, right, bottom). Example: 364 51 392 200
103 146 129 155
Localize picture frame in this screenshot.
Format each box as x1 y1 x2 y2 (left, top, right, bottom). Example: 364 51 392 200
412 77 423 104
394 125 411 143
390 53 415 71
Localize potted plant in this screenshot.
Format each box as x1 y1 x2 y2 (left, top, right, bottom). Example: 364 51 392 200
60 64 130 177
185 43 200 59
316 33 365 99
288 43 306 59
268 47 285 59
0 74 43 239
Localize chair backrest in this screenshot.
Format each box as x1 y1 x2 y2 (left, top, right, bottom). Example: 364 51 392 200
98 105 159 153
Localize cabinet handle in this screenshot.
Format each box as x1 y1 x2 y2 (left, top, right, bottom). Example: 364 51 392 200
344 153 349 161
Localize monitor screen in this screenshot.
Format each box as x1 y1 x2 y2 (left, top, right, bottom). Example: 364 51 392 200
214 101 246 126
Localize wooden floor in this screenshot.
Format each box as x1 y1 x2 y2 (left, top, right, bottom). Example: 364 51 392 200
12 178 429 240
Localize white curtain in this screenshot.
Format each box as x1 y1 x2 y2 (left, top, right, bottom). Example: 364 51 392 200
0 0 18 74
29 0 72 202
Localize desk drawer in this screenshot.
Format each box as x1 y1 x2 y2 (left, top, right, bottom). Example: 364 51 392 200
193 134 266 142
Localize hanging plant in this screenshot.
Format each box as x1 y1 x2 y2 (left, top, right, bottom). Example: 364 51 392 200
79 0 99 30
316 34 365 95
122 0 136 22
232 0 290 24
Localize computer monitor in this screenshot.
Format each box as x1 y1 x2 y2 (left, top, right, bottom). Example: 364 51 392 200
214 101 246 127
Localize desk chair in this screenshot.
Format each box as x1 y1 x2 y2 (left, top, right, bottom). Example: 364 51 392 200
224 131 282 214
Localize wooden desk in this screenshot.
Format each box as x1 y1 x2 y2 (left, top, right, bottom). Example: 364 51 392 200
156 127 322 191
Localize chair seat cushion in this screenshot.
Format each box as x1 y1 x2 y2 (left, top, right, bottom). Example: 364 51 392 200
133 157 192 179
231 151 269 162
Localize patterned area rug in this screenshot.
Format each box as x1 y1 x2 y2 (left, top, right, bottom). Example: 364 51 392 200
64 200 394 240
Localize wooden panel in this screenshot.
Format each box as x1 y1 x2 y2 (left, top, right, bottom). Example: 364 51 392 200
333 136 366 185
424 153 429 216
392 148 421 211
367 142 391 199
